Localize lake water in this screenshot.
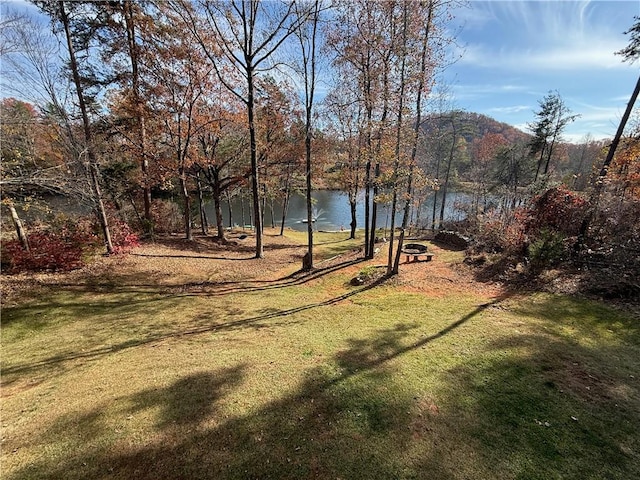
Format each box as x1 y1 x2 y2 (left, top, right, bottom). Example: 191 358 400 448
209 190 472 232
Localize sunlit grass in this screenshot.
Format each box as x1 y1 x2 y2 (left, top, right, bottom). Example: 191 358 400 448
1 233 639 479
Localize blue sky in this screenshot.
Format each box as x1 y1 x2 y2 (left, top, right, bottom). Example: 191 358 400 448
444 0 640 142
3 0 638 143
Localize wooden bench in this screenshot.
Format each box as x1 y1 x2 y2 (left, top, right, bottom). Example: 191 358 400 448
401 243 433 263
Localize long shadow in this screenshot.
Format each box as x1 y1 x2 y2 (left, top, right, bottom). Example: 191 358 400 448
130 366 246 429
6 300 502 480
132 252 255 261
7 281 638 479
4 255 366 305
328 293 513 383
176 257 365 295
1 273 380 382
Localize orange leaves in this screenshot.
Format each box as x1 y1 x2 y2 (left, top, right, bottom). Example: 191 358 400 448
609 135 640 197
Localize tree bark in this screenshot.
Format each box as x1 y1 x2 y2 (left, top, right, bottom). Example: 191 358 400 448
59 1 113 254
8 200 29 251
439 118 457 229
279 185 290 236
246 63 264 258
226 190 234 229
349 193 357 239
387 1 409 276
123 0 152 234
196 170 208 236
179 168 192 240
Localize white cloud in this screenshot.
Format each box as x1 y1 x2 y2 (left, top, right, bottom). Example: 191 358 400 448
451 83 531 100
488 105 531 114
460 41 627 71
454 0 632 72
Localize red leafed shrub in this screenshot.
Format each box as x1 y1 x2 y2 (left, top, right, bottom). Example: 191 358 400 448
108 219 140 254
3 222 99 273
524 186 588 237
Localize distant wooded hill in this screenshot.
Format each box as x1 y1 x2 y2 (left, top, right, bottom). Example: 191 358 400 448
420 111 531 145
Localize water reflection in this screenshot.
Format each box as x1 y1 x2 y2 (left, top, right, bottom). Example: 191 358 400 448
210 190 471 232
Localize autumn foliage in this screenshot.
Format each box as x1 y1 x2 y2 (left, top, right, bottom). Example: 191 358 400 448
2 216 140 273
523 186 588 237
2 220 98 273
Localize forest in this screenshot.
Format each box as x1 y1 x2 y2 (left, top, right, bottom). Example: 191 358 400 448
1 1 639 294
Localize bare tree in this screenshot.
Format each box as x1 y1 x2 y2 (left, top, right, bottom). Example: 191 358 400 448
174 0 311 258
392 0 438 274
294 0 323 270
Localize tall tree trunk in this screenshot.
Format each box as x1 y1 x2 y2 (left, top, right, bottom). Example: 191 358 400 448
59 1 113 254
387 1 409 276
123 0 152 234
363 62 373 258
431 189 439 230
304 117 314 270
240 190 246 230
207 166 226 239
578 75 640 244
196 170 208 235
300 0 320 271
368 163 379 259
394 1 434 273
226 189 234 228
439 120 457 229
279 186 290 236
268 198 274 229
534 144 546 182
349 191 357 239
261 182 267 229
246 63 263 258
179 168 192 240
279 162 292 236
431 138 443 230
364 147 372 257
214 189 225 239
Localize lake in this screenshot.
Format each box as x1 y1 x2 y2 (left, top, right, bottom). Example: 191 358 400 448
209 190 472 232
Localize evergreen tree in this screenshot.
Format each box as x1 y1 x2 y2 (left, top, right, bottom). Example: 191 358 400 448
528 91 578 181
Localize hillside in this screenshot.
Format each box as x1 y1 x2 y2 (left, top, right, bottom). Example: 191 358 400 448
420 111 531 145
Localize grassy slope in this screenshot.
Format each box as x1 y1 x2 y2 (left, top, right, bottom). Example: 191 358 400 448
1 232 639 480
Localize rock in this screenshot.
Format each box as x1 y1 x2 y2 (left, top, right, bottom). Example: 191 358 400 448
434 230 469 249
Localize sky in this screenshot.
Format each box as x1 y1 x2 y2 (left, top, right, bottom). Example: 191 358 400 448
2 0 638 143
443 0 640 142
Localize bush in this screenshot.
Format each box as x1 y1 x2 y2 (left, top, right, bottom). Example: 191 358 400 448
2 215 141 272
528 229 566 271
471 210 527 255
108 218 141 254
524 186 588 237
3 221 99 273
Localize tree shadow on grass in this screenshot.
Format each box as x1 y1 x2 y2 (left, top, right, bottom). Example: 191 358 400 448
129 367 246 430
437 295 640 480
7 293 637 479
0 271 375 388
6 303 498 480
7 255 365 300
174 256 365 295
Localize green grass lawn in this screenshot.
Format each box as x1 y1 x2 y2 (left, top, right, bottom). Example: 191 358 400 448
1 232 639 479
